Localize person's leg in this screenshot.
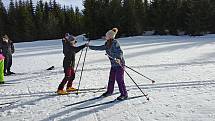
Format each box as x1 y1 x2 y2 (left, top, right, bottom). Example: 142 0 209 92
57 67 70 90
7 54 12 73
7 55 14 74
106 67 116 94
115 66 127 97
4 55 8 75
66 67 75 90
0 60 4 84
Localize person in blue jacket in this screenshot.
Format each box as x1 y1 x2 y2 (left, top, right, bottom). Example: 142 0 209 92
88 28 128 100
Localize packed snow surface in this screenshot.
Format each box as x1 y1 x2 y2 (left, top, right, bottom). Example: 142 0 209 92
1 35 215 121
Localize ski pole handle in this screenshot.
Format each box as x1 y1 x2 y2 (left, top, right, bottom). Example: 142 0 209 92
105 54 120 64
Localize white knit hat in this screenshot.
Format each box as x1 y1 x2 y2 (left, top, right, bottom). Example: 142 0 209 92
105 28 118 39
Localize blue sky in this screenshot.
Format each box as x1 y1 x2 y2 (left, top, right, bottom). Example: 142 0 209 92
2 0 84 9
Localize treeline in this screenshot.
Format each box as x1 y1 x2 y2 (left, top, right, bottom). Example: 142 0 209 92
0 0 83 42
0 0 215 42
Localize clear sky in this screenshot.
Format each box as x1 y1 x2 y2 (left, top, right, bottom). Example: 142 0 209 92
2 0 84 10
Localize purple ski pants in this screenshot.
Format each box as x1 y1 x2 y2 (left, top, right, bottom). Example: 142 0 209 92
107 66 128 96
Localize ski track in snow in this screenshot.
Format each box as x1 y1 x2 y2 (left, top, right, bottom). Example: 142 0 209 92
1 35 215 121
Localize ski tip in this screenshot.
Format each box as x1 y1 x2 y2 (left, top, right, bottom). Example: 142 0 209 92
147 97 150 101
152 80 155 83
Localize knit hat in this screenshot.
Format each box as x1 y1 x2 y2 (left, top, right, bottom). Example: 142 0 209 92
66 35 78 45
65 33 70 37
2 35 9 43
105 28 118 40
67 35 75 42
3 35 9 40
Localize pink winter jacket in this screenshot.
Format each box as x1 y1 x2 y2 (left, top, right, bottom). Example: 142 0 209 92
0 54 5 60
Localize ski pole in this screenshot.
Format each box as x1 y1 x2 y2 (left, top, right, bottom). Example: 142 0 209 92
75 34 89 73
124 68 149 101
76 40 90 95
125 65 155 83
75 48 84 73
105 54 149 101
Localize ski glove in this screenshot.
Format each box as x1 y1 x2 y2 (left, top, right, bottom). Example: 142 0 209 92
115 58 121 64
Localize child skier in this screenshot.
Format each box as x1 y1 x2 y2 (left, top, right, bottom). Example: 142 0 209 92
0 52 5 84
57 33 87 95
88 28 128 100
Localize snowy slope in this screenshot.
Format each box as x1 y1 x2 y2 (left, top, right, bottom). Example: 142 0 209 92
1 35 215 121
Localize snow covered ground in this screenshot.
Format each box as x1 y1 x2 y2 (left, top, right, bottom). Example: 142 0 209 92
1 35 215 121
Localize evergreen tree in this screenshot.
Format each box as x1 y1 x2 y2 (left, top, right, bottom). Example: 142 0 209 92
187 0 210 35
121 0 137 36
209 0 215 33
134 0 145 34
35 0 45 39
143 0 150 30
64 6 75 34
0 0 7 37
149 0 170 35
83 0 98 38
108 0 123 36
166 0 181 35
24 0 36 40
7 0 17 40
176 0 190 34
73 7 83 35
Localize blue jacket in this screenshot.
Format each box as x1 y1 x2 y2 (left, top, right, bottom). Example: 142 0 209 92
89 39 125 67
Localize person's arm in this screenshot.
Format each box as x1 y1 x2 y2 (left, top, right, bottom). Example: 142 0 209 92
89 44 106 51
73 44 86 53
114 41 123 60
0 43 2 54
62 38 67 45
11 41 15 54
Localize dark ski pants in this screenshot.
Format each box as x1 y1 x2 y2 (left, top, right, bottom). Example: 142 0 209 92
58 67 75 90
107 66 128 96
4 54 12 73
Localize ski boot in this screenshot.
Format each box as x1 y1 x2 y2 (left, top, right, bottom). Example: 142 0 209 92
117 95 128 101
101 92 112 97
56 90 68 95
8 71 15 75
66 87 77 92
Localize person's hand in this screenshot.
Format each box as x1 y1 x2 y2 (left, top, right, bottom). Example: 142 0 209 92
115 58 121 64
85 43 89 47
